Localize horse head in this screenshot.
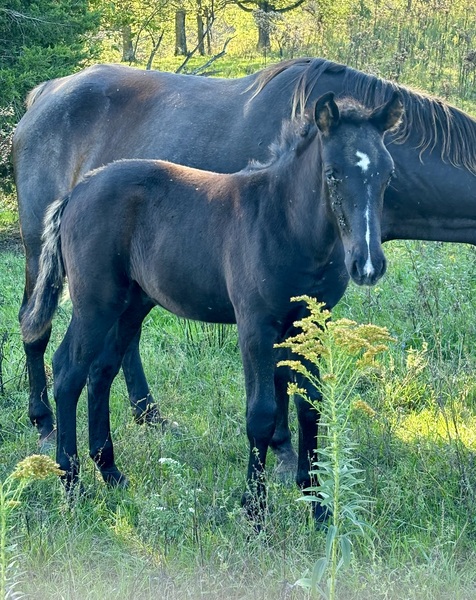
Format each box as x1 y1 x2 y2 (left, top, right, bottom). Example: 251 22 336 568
315 91 403 286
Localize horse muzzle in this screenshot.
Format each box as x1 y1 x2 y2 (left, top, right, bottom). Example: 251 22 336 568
346 247 387 286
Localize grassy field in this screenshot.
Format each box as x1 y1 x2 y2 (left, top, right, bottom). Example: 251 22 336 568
2 186 476 600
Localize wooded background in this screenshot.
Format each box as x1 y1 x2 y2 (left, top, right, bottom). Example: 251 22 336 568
2 1 476 118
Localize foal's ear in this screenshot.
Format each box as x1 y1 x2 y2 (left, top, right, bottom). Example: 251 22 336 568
370 91 404 132
314 92 340 135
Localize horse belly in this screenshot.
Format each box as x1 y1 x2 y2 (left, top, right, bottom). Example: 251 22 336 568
133 259 236 324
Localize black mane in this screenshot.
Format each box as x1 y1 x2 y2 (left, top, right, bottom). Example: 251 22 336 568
245 96 374 171
251 57 476 175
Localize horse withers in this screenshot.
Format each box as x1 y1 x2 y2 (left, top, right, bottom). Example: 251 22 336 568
21 92 403 519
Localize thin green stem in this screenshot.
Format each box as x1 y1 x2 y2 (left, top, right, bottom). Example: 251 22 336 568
0 483 6 600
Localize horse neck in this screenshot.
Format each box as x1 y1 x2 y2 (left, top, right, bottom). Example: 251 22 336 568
382 141 476 245
264 136 334 251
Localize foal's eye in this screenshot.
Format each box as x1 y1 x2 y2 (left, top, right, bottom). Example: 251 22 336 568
326 169 338 183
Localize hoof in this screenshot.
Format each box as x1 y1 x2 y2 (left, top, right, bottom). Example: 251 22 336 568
313 502 331 530
38 428 56 453
133 403 166 428
271 445 298 483
241 490 267 533
273 458 298 484
101 468 129 488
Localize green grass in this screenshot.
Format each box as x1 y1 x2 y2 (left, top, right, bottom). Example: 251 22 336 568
4 156 476 600
2 213 476 598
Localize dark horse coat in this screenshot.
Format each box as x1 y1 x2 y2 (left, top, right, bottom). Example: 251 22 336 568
13 57 476 465
21 94 403 518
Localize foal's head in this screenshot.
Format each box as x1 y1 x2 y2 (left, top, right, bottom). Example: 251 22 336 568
315 91 403 285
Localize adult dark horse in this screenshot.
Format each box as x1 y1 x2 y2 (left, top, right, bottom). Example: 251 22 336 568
13 57 476 458
20 94 403 517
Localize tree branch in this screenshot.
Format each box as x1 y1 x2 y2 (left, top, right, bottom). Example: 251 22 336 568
189 36 235 75
176 13 216 74
274 0 306 13
146 30 165 71
234 1 256 13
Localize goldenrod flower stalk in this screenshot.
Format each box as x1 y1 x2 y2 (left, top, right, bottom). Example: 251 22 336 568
0 456 63 599
277 296 394 600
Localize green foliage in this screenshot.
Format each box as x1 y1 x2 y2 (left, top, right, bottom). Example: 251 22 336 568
0 2 100 113
0 2 101 190
0 455 63 599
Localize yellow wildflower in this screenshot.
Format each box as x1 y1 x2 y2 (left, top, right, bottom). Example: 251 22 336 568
12 455 64 481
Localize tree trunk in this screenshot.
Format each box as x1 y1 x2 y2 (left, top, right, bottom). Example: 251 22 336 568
254 3 272 51
122 25 135 62
205 8 212 55
197 12 205 55
175 10 188 56
257 23 271 50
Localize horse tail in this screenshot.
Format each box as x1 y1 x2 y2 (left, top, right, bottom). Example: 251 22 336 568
21 195 70 343
25 81 50 109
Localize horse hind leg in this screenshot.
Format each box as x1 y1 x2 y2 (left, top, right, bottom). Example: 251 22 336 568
19 271 55 447
87 296 154 486
53 316 106 488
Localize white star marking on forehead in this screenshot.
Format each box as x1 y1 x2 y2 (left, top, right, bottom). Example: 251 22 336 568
355 151 371 173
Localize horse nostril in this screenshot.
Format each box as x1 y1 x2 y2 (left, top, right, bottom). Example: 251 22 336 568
349 254 386 286
350 259 362 283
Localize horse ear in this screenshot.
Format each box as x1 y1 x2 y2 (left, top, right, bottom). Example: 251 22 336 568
370 91 404 132
314 92 340 135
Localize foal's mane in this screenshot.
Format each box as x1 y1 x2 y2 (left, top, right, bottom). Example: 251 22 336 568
250 57 476 175
246 97 371 171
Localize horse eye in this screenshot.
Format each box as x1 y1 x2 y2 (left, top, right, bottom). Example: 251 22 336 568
326 170 338 183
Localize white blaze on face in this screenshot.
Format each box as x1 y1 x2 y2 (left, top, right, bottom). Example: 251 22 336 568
354 150 375 277
363 194 375 278
355 150 371 173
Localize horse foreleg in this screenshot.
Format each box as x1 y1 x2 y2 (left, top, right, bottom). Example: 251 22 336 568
121 327 164 426
238 321 278 526
270 358 298 480
294 362 327 522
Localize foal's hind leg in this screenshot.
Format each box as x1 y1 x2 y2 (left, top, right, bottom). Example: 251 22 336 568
121 328 164 425
53 312 117 488
87 296 154 486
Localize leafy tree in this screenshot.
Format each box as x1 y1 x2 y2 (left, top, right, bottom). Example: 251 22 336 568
95 0 172 63
0 2 100 189
234 0 306 49
0 2 100 115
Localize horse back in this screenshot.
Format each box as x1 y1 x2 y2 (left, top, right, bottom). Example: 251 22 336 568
60 158 245 322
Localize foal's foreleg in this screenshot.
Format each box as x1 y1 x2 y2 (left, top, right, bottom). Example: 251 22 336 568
87 299 154 486
294 361 326 522
238 322 278 524
270 357 298 479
